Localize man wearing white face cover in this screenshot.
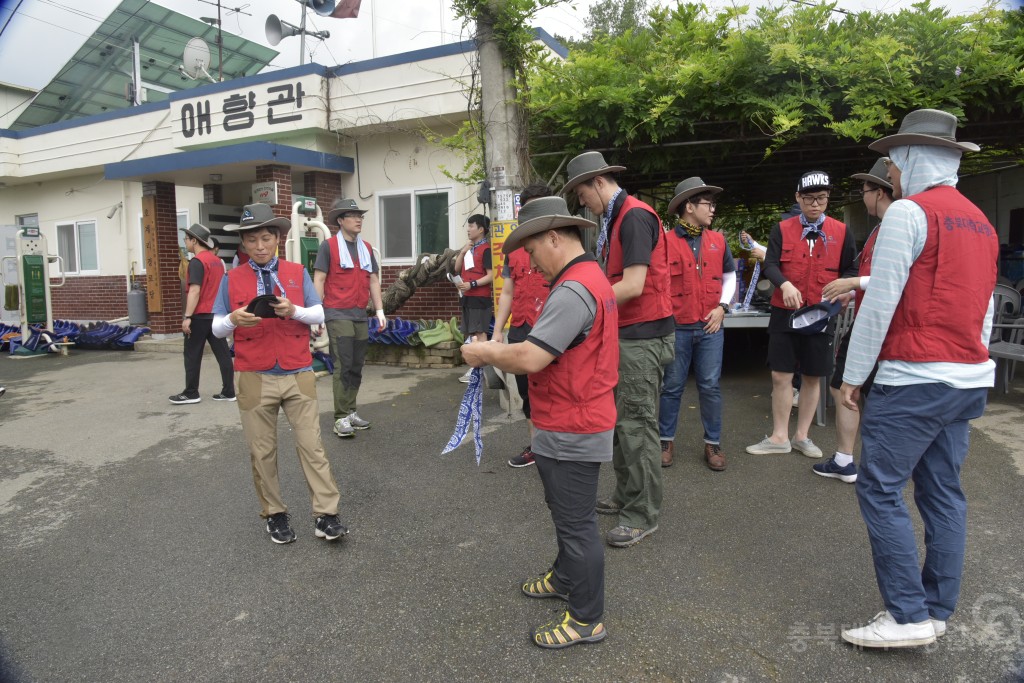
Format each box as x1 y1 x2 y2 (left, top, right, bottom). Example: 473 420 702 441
839 109 998 649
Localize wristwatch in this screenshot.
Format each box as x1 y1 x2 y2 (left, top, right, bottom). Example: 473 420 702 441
470 280 478 289
719 303 730 313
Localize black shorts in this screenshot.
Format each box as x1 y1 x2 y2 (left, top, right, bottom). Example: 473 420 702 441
508 324 532 419
767 328 834 377
830 328 877 394
460 297 492 336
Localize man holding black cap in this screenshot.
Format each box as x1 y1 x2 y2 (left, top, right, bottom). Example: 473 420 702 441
169 223 235 405
462 195 617 650
212 203 346 546
839 110 997 649
566 151 674 548
658 177 736 471
746 171 856 459
313 198 386 439
814 158 894 484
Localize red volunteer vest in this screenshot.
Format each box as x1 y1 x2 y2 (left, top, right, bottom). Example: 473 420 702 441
530 259 619 434
228 260 312 372
460 242 491 298
506 250 549 328
666 229 726 325
878 185 997 364
770 215 846 309
323 236 372 310
853 227 880 315
604 195 673 327
194 250 224 314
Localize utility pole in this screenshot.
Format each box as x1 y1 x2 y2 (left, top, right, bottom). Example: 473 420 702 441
476 0 526 221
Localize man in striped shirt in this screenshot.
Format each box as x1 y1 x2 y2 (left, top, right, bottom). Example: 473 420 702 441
839 109 997 650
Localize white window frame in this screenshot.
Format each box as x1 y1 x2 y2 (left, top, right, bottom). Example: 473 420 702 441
377 186 454 265
55 219 100 275
136 209 190 273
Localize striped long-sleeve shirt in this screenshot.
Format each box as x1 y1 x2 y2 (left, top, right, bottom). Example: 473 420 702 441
843 145 994 389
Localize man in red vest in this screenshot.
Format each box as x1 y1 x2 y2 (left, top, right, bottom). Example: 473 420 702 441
745 171 856 459
313 198 386 439
462 195 617 650
212 204 346 546
455 214 494 382
169 223 234 405
492 183 552 468
838 110 997 649
566 151 674 548
815 158 894 484
658 178 736 471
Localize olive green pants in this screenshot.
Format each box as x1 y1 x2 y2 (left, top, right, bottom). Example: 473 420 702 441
326 318 369 419
611 334 675 531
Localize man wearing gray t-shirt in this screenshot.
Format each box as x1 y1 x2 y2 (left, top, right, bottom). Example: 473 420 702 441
463 196 618 650
313 198 386 438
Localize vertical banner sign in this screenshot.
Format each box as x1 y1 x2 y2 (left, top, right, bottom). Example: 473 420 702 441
142 196 162 313
489 220 517 325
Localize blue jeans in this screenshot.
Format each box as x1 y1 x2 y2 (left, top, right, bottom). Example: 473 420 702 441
856 382 988 623
658 327 724 444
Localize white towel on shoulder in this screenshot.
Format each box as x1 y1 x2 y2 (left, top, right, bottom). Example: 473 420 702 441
337 232 372 272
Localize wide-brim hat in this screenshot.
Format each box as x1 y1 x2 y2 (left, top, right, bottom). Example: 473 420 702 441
326 197 369 224
562 151 626 194
223 203 290 233
788 300 843 335
180 222 216 249
869 108 980 154
851 157 893 191
503 196 597 255
666 177 723 216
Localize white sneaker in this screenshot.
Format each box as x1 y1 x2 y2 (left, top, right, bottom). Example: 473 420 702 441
792 389 800 407
792 438 823 458
458 369 473 383
348 411 370 430
841 611 936 649
931 618 946 637
745 437 792 455
333 417 355 438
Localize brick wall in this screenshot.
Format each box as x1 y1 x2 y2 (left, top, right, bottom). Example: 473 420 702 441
48 275 141 321
380 265 462 320
143 181 183 334
302 171 342 218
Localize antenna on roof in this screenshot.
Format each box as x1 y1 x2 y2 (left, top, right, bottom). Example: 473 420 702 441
180 37 218 83
197 0 253 81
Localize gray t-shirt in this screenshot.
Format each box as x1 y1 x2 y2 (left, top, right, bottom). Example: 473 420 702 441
314 237 379 321
526 278 613 463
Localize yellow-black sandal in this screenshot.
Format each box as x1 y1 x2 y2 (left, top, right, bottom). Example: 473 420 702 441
533 611 606 649
521 570 568 601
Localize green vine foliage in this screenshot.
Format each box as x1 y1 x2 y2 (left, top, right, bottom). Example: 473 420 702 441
450 0 572 72
527 1 1024 156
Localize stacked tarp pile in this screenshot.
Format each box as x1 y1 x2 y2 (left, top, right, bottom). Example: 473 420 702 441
368 317 465 347
73 321 150 350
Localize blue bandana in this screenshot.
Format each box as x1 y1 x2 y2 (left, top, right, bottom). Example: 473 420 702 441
596 188 623 262
800 214 826 240
441 364 484 464
248 256 285 296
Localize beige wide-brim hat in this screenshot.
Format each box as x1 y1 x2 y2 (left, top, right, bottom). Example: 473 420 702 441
326 197 369 225
850 157 893 191
666 177 723 216
222 203 291 233
869 108 980 154
503 196 597 255
562 151 626 194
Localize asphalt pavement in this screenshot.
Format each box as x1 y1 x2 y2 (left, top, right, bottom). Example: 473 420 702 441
1 332 1023 683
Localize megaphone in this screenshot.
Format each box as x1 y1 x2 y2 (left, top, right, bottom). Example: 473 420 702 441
265 14 302 46
304 0 337 17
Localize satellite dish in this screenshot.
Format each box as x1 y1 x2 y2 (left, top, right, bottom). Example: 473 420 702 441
305 0 337 17
181 37 213 80
265 15 302 46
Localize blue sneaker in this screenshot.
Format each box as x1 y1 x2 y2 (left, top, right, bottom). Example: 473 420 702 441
813 456 857 483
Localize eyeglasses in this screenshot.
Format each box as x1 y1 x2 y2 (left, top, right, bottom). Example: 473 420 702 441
694 201 717 210
859 186 880 196
799 194 829 206
341 213 363 220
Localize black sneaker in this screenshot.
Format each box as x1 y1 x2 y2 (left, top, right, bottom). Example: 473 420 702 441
266 512 296 544
168 393 201 404
508 446 536 468
314 514 349 541
212 393 236 401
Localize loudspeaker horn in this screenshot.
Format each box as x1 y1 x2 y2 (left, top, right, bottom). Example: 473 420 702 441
265 14 302 46
305 0 337 17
